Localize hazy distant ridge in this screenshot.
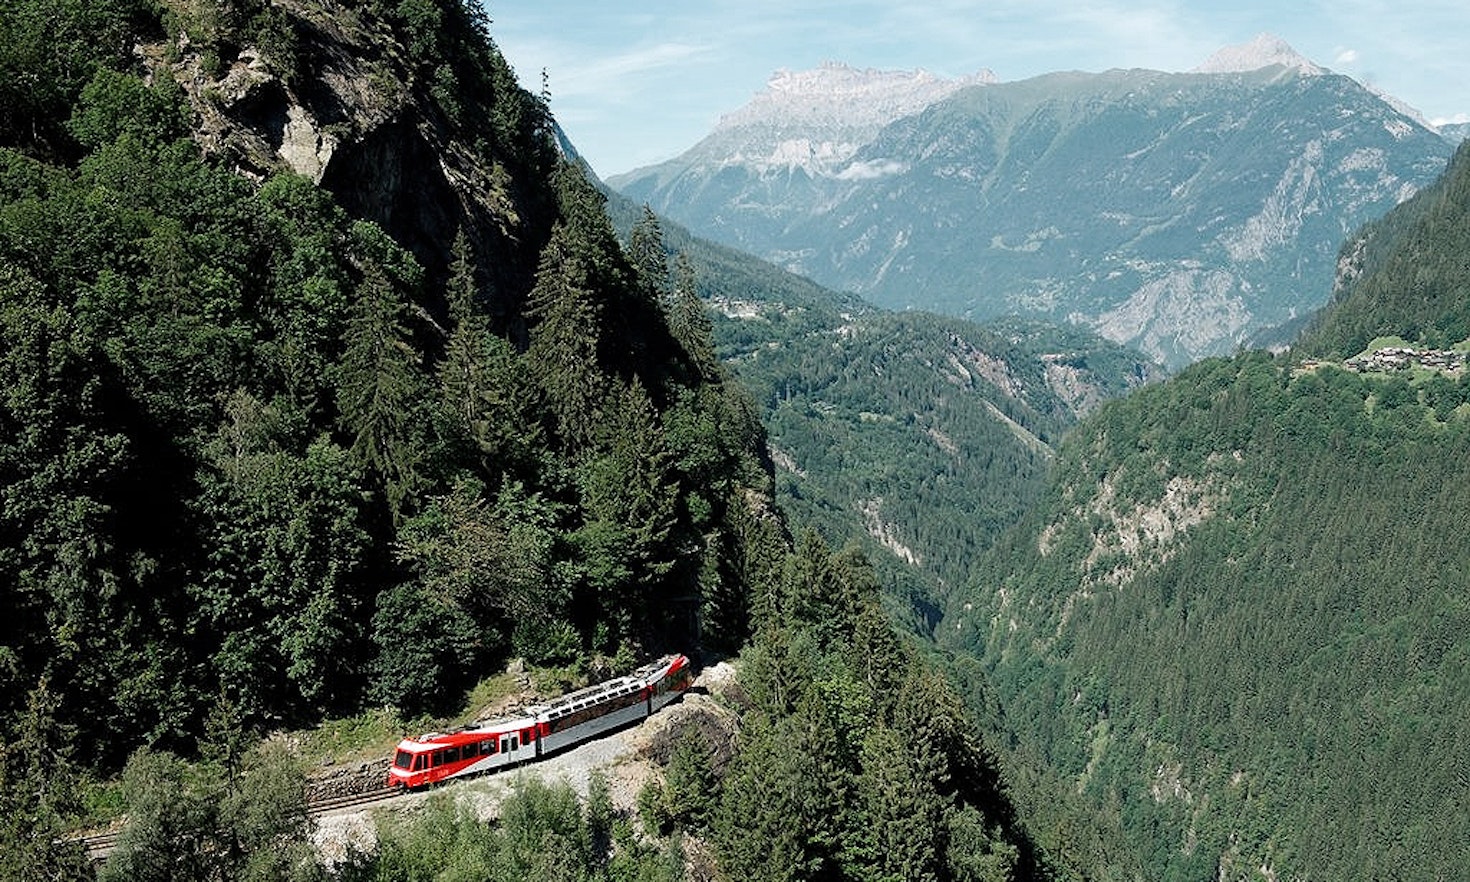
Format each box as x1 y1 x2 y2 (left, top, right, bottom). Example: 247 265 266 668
614 37 1457 367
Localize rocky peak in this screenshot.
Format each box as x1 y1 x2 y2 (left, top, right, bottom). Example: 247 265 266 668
662 62 996 177
1191 33 1324 76
140 0 558 324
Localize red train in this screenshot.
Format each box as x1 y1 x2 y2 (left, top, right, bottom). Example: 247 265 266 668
386 653 692 790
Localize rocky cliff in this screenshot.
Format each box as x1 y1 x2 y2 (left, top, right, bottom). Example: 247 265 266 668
147 0 558 330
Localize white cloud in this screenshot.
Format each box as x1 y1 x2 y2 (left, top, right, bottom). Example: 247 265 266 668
834 159 909 181
1334 47 1360 64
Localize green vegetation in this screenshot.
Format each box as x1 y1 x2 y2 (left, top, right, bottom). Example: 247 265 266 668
603 185 1158 634
337 776 685 882
1297 139 1470 359
944 137 1470 880
0 3 1052 880
0 0 766 799
709 532 1048 882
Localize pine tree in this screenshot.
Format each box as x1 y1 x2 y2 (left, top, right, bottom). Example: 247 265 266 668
669 251 718 380
436 228 543 479
628 203 669 306
525 222 606 451
336 257 426 521
0 682 93 882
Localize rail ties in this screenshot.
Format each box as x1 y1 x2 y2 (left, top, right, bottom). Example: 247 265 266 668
308 786 400 814
80 831 121 861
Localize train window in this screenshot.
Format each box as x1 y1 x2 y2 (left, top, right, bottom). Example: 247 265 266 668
432 751 444 767
412 754 425 772
481 739 495 755
394 750 412 769
444 746 460 764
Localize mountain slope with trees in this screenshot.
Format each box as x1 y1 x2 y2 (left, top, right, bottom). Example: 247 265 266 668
0 0 769 841
0 1 1056 879
942 140 1470 880
599 187 1160 630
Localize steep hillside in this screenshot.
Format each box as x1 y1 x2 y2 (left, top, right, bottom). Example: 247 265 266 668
0 0 769 763
942 137 1470 880
0 3 1061 879
614 42 1455 368
1295 138 1470 358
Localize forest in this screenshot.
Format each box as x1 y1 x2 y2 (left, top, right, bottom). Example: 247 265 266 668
946 138 1470 880
5 0 1469 879
0 0 1046 879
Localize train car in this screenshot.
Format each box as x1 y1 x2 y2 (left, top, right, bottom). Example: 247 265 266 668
386 653 692 790
529 653 692 756
387 711 540 790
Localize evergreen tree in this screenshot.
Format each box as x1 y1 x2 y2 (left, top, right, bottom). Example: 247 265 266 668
628 203 669 305
669 251 718 381
0 682 93 882
336 243 427 522
436 228 544 479
525 221 606 451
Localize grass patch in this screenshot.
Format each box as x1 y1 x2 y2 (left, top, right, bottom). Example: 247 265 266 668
452 672 522 726
296 707 427 766
531 660 589 697
78 776 127 828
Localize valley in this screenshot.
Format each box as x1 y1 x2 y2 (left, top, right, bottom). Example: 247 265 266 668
603 30 1470 882
2 2 1467 880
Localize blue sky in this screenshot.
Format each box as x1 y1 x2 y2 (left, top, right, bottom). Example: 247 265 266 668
487 1 1469 178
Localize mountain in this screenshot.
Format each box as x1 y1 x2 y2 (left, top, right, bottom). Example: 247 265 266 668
0 0 773 761
634 61 995 181
597 180 1160 629
0 4 1059 879
941 140 1470 880
612 38 1457 368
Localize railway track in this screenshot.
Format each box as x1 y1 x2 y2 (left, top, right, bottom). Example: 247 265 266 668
79 830 121 860
76 784 404 861
308 785 401 814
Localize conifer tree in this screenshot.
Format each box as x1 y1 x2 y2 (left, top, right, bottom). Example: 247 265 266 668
629 203 669 305
525 222 606 451
669 250 718 380
336 256 426 521
436 228 543 479
0 682 92 882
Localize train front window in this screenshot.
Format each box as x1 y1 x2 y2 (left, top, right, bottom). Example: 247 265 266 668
394 750 412 770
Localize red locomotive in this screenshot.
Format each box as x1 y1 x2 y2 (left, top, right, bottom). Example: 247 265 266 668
387 654 692 790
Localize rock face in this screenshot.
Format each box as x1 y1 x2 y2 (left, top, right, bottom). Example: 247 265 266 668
147 0 557 325
680 62 996 177
613 41 1457 368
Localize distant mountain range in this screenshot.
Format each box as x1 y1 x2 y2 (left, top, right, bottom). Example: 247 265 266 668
612 36 1459 368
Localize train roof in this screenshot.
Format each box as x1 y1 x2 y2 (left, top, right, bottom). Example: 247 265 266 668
522 654 685 719
395 712 538 751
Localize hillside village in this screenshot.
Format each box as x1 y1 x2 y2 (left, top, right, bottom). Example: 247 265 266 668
1296 344 1469 376
1342 346 1468 373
